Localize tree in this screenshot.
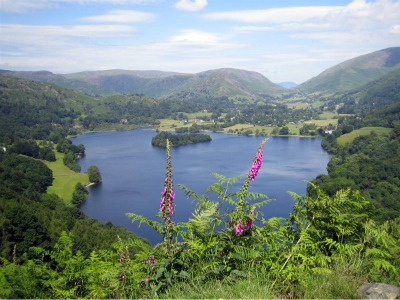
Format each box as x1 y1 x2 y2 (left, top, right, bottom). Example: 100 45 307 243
87 166 102 184
71 183 88 207
279 126 289 135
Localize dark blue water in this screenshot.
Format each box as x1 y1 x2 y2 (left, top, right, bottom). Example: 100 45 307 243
71 129 330 244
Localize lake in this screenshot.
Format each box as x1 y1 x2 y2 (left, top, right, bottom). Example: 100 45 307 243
71 129 330 244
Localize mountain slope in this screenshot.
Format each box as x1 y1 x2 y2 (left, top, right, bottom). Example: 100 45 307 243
298 47 400 94
356 67 400 110
65 69 192 97
64 68 286 100
9 70 116 96
12 68 285 100
163 68 286 100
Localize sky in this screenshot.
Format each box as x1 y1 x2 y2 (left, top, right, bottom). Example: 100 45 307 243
0 0 399 84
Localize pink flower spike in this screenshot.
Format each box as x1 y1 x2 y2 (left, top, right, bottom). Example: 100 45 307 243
235 221 244 235
245 219 253 230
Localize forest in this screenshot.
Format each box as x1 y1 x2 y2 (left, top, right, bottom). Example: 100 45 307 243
0 72 399 298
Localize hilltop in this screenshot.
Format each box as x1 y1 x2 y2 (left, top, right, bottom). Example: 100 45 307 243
7 68 286 101
297 47 400 94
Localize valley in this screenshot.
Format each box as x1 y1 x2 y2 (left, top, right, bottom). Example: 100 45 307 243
0 46 399 299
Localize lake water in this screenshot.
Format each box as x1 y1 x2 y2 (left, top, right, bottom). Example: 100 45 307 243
71 129 330 244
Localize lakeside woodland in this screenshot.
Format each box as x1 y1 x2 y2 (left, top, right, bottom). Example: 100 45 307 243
1 48 400 298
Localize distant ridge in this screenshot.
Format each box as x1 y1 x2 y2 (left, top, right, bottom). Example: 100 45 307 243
8 68 286 100
4 47 400 99
297 47 400 94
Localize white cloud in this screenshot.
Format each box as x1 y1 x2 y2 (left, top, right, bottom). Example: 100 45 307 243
203 6 342 24
81 10 157 23
0 0 160 13
170 29 218 43
203 0 400 33
391 24 400 34
0 24 135 39
174 0 207 12
0 0 54 13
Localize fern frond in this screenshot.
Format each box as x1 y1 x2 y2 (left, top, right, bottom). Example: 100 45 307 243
126 212 164 234
177 183 202 201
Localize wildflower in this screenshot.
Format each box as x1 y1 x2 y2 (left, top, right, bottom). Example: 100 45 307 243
145 256 156 265
245 218 253 230
235 220 244 235
160 139 174 249
160 139 174 220
248 139 266 181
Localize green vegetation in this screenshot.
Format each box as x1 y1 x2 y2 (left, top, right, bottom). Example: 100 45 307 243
87 165 102 184
1 47 400 298
72 182 89 207
337 126 392 145
44 152 88 203
152 131 212 147
298 47 400 94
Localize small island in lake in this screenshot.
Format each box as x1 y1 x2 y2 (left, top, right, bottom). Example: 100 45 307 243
152 131 212 147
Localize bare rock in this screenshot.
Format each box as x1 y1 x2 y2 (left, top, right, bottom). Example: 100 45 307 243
358 283 400 299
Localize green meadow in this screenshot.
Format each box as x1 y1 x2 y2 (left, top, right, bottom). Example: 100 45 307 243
337 127 393 145
44 152 88 204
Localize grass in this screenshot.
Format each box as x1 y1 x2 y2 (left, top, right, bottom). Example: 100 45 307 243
185 111 212 119
312 118 338 127
156 119 216 131
158 261 366 299
286 102 309 109
223 124 276 135
156 119 187 131
337 127 392 145
159 273 276 299
319 111 338 119
44 152 88 204
297 262 368 299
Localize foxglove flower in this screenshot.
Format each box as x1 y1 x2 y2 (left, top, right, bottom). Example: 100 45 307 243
235 220 244 235
160 139 175 247
248 139 266 181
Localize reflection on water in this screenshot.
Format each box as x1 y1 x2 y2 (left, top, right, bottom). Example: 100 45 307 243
71 130 330 244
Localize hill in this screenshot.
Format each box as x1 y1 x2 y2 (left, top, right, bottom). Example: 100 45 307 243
356 67 400 109
8 70 116 96
3 68 286 101
164 68 286 101
64 69 191 97
298 47 400 94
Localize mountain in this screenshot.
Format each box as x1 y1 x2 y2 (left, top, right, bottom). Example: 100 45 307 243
64 69 193 98
64 68 286 100
297 47 400 94
162 68 286 100
9 70 116 96
356 67 400 110
4 68 286 101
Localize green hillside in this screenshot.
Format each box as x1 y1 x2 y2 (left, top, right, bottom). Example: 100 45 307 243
298 47 400 94
10 70 116 96
165 68 286 100
337 127 392 145
10 68 287 101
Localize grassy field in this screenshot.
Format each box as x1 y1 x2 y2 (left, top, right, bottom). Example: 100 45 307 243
44 152 88 204
156 119 216 131
223 124 276 135
319 111 338 119
337 127 392 145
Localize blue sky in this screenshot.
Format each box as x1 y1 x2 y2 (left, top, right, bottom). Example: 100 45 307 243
0 0 399 83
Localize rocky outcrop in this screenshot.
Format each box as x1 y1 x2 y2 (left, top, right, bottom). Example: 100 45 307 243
358 283 400 299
